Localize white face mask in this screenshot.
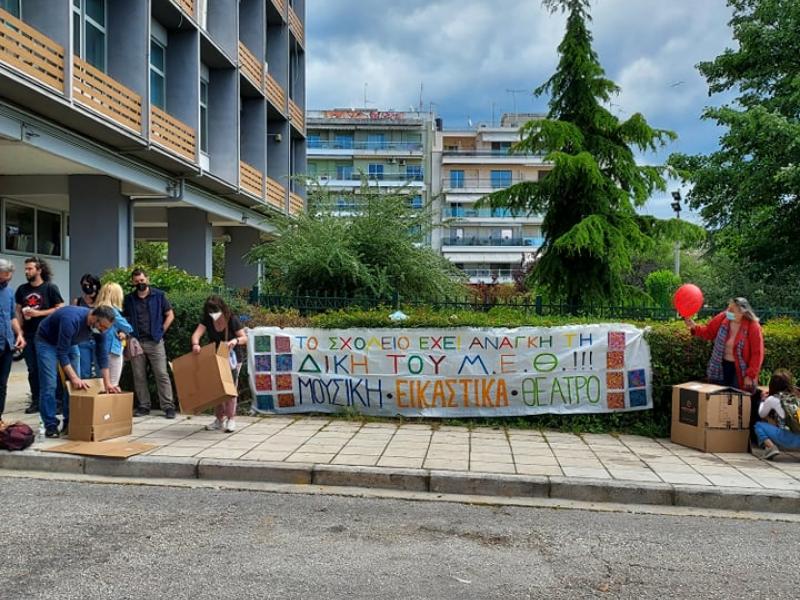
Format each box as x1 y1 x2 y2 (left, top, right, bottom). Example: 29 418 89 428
90 326 102 335
209 312 223 321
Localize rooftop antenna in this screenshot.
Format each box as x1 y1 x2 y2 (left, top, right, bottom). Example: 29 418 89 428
418 82 424 112
506 88 529 115
363 82 374 107
491 101 496 127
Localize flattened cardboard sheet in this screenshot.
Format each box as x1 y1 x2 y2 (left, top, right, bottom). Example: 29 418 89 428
42 440 156 458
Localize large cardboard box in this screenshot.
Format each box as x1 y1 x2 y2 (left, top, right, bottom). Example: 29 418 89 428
172 343 237 414
68 379 134 442
671 381 752 453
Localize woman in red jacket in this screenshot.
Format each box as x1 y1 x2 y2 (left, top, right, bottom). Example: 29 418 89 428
684 297 764 391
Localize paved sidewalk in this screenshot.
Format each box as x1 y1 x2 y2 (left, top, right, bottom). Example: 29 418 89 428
3 364 800 511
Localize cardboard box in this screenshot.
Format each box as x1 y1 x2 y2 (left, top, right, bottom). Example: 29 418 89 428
172 343 237 415
671 381 752 453
68 379 134 442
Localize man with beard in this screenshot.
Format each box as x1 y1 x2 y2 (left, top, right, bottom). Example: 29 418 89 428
15 257 64 414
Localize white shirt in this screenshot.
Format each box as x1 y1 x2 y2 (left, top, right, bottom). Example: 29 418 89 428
758 394 786 420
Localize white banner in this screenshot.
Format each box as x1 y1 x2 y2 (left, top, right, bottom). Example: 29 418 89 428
247 324 652 417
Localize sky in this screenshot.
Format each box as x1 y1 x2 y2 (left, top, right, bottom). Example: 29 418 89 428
305 0 739 222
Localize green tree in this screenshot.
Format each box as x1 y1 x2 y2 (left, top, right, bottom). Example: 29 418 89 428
483 0 676 308
669 0 800 306
133 241 167 269
248 180 466 299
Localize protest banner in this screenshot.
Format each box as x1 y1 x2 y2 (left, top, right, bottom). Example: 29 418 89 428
247 324 652 417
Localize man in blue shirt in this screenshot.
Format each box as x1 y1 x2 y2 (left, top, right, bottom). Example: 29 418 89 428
0 259 26 422
36 305 120 437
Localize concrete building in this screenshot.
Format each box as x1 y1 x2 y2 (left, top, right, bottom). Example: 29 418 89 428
432 114 548 284
306 109 434 214
0 0 305 296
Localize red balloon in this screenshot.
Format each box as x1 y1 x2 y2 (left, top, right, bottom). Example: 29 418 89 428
673 284 704 318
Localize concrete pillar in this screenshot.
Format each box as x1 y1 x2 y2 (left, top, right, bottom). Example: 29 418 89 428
167 207 212 280
224 227 261 289
68 175 133 296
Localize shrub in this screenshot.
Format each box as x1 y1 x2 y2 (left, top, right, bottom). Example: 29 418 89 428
102 265 214 294
645 269 681 308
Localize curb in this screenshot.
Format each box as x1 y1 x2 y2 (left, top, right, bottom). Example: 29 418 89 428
2 450 799 515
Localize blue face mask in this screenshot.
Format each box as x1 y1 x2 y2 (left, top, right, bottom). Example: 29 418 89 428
725 311 736 321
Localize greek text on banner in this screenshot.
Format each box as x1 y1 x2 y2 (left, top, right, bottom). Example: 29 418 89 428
246 324 652 417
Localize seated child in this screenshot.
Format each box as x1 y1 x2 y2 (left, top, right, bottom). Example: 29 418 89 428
754 369 800 460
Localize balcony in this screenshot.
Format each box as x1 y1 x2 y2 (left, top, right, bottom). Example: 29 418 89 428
289 191 304 216
240 161 263 197
445 207 536 219
264 71 286 112
461 268 515 283
313 170 424 188
150 106 196 163
443 177 531 192
443 237 544 248
288 5 304 46
72 56 142 133
238 41 263 90
266 177 286 211
289 98 304 133
442 149 547 166
308 140 424 157
0 8 65 93
173 0 195 19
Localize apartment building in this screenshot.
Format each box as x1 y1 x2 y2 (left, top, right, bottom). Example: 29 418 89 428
0 0 305 296
432 114 548 284
306 109 434 213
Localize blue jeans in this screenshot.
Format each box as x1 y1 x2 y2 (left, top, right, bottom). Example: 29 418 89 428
754 421 800 450
36 336 79 431
22 334 40 406
77 339 98 379
0 344 14 418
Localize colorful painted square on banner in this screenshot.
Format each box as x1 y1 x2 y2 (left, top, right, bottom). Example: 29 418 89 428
608 331 626 351
255 374 272 392
256 395 274 411
278 393 295 408
606 351 624 370
607 392 625 410
255 355 271 373
276 374 292 391
606 371 624 390
627 368 647 389
629 389 647 408
276 354 293 372
254 336 271 353
275 336 291 353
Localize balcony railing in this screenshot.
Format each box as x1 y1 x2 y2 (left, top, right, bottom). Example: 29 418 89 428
289 98 304 132
238 41 263 90
313 171 424 183
264 71 286 112
461 268 515 280
443 237 544 248
443 149 544 158
288 5 304 46
289 191 304 216
72 56 142 133
0 8 65 93
266 176 286 211
271 0 287 17
443 177 531 190
150 106 196 162
445 207 534 219
240 161 263 197
174 0 195 19
308 140 424 152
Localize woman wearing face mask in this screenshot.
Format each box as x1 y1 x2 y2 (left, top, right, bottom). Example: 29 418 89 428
95 282 133 387
72 273 101 379
684 297 764 391
190 295 247 432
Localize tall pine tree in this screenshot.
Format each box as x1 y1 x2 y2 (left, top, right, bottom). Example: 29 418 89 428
486 0 676 307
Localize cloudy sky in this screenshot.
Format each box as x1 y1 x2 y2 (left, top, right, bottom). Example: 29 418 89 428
306 0 738 221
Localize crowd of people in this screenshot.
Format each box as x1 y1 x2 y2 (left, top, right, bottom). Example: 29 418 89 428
0 257 246 438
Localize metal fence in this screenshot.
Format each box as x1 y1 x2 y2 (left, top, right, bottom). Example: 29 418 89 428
248 290 800 322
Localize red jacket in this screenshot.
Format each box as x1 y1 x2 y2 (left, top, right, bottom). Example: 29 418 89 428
691 312 764 389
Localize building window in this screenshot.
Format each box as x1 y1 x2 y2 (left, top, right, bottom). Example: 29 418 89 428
368 164 384 180
150 38 166 109
334 134 353 149
406 165 423 181
307 134 321 149
73 0 107 71
199 78 209 153
1 0 20 18
409 195 423 210
366 133 385 149
336 165 353 180
450 170 464 188
3 201 62 257
491 141 512 152
490 170 512 188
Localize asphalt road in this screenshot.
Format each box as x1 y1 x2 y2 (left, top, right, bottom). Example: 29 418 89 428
0 477 798 599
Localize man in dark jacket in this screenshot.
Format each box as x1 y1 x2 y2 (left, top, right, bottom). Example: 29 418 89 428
36 305 119 437
122 268 176 418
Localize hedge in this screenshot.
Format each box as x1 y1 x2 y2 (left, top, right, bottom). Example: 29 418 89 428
123 292 800 437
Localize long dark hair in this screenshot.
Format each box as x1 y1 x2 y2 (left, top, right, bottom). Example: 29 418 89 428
80 273 101 298
25 256 52 282
203 295 232 324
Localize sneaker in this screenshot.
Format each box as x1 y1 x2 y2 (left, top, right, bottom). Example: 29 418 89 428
164 408 176 419
224 418 236 433
45 428 59 438
133 407 151 417
24 404 39 415
205 418 224 431
763 442 781 461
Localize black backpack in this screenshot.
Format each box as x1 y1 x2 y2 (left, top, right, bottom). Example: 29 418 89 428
0 422 34 451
